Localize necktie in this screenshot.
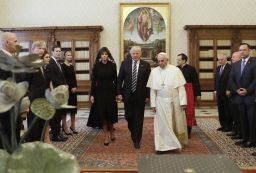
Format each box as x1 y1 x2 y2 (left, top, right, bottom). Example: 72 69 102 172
219 65 224 76
131 61 137 92
57 61 62 71
40 66 45 79
241 60 246 75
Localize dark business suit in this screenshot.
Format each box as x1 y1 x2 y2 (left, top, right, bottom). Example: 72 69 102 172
0 50 21 149
227 63 241 138
48 57 67 138
117 57 151 146
23 66 50 141
214 63 232 131
229 57 256 143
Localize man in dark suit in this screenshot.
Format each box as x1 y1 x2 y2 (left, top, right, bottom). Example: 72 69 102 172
0 32 21 149
117 46 151 149
214 53 232 132
226 51 242 139
229 43 256 148
22 41 50 142
48 45 68 142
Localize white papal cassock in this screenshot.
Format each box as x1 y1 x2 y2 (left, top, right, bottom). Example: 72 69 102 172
147 64 188 151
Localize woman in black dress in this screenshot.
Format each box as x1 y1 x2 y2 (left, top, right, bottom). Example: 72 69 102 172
88 47 118 146
61 50 78 135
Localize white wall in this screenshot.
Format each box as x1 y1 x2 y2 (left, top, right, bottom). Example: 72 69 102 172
1 0 256 67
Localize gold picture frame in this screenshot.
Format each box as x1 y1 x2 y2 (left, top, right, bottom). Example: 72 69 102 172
120 3 170 66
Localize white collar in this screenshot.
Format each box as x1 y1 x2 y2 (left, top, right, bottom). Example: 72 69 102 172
242 56 250 63
1 48 12 56
51 56 59 63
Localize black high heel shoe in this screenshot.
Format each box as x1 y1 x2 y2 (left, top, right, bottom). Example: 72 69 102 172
70 127 78 134
104 137 109 146
111 136 116 141
62 129 72 136
110 133 115 141
104 142 109 146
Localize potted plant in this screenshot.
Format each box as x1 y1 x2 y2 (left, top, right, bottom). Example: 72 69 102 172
0 46 80 173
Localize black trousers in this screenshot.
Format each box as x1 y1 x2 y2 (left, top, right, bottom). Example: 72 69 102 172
49 109 63 137
229 100 241 136
26 109 45 142
0 111 21 149
239 103 255 142
217 95 232 130
124 92 145 144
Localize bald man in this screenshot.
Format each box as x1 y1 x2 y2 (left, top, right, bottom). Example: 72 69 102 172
0 31 20 150
0 32 18 79
226 51 242 139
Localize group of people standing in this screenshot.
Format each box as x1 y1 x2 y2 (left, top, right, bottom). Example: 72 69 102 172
88 45 201 152
0 32 79 148
27 44 79 143
214 43 256 156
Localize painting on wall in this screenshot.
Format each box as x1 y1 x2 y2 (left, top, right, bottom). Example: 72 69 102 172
120 3 170 66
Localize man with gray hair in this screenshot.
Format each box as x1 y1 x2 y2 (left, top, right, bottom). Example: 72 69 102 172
0 31 20 149
147 52 188 153
214 53 232 132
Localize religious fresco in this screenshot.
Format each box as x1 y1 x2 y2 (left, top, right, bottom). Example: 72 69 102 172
120 3 170 67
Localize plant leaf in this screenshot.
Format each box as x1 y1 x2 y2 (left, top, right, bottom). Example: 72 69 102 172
0 149 10 173
30 98 55 120
7 142 80 173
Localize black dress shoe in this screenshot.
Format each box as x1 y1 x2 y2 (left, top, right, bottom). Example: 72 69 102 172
222 128 230 132
134 142 141 149
235 140 247 146
227 132 236 136
51 135 68 142
217 127 224 131
231 135 242 140
242 142 255 148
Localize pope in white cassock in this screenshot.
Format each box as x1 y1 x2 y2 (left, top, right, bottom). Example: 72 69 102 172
147 52 188 152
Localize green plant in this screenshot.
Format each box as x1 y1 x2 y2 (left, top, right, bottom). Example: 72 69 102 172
0 46 79 173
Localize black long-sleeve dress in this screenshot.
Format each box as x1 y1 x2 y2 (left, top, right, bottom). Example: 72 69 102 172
61 63 78 114
87 61 118 128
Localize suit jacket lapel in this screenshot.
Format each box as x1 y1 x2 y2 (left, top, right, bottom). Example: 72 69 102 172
244 57 253 72
128 58 133 79
240 58 252 77
137 61 144 80
236 60 243 77
221 64 229 77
